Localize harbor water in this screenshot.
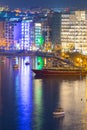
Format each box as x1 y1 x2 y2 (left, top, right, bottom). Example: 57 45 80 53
0 56 87 130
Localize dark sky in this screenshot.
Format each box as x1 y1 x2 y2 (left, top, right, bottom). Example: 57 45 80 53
1 0 87 9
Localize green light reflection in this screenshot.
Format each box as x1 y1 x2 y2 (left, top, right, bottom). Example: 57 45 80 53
36 57 44 70
33 79 43 129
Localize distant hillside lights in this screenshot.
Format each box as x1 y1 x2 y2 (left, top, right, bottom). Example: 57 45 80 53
0 6 9 11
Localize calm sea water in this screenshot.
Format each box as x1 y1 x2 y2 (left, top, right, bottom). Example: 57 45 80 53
0 56 87 130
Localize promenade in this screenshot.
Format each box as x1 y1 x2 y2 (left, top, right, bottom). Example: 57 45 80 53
0 50 74 66
0 50 55 57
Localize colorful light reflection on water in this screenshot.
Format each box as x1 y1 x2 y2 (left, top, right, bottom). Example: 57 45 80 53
15 57 33 130
0 56 87 130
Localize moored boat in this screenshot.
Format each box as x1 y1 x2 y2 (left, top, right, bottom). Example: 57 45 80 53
53 108 65 117
32 57 87 76
32 67 87 76
25 62 30 65
13 64 19 69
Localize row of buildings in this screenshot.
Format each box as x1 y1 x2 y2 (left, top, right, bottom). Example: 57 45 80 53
0 8 87 54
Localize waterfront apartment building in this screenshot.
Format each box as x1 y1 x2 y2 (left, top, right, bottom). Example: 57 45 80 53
4 20 21 49
61 11 87 54
34 21 51 49
34 23 43 48
4 19 33 50
4 19 46 50
21 20 33 50
0 11 57 51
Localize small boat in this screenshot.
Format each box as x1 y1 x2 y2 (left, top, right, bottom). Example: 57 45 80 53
1 60 5 63
13 64 19 69
53 108 65 116
25 62 30 65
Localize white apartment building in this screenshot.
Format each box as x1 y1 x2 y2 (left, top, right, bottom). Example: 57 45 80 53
21 20 33 50
5 19 33 50
61 11 87 54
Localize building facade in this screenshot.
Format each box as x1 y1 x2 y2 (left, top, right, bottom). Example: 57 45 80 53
20 20 33 50
0 21 6 48
4 19 34 50
47 12 61 45
61 11 87 54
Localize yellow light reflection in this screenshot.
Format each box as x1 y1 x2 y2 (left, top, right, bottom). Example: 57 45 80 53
0 65 2 114
80 76 87 130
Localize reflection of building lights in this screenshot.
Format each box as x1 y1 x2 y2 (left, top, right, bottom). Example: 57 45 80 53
35 57 44 70
0 67 2 113
16 57 32 129
34 80 43 129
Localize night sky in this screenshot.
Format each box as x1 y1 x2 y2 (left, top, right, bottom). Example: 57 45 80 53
0 0 87 9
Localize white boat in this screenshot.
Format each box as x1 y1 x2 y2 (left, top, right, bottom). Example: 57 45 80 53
25 62 30 65
13 64 19 69
53 108 65 116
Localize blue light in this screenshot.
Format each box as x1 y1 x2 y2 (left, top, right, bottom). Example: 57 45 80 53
15 57 33 130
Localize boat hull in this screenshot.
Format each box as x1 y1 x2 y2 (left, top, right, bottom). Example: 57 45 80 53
32 69 87 76
53 112 65 115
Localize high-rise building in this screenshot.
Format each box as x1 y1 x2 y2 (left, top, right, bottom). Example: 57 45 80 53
47 12 61 45
5 20 21 49
21 20 33 50
34 22 44 49
61 11 87 54
5 19 33 50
